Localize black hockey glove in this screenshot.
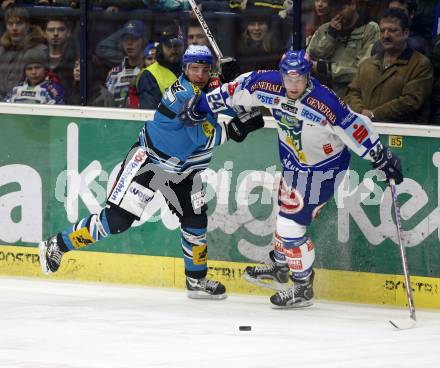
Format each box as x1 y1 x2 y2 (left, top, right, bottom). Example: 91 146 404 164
226 109 265 142
179 93 206 126
220 57 241 83
371 145 403 185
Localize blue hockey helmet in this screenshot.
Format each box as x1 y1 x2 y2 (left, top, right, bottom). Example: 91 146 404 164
182 45 213 67
279 49 313 77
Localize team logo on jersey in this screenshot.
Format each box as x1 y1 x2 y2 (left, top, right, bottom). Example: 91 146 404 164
278 178 304 215
250 80 282 94
281 103 298 114
278 116 307 163
323 143 333 155
351 123 369 144
301 108 321 123
208 77 220 89
340 113 356 127
228 81 238 96
202 121 215 138
166 80 185 103
305 96 336 124
256 92 276 105
21 90 36 97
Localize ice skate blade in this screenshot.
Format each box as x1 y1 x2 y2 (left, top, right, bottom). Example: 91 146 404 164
186 290 227 300
389 317 416 330
270 300 314 309
38 241 51 275
243 273 289 291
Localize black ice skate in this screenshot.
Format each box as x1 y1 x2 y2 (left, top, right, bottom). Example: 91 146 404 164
186 277 227 300
39 236 65 275
244 251 289 290
270 271 315 308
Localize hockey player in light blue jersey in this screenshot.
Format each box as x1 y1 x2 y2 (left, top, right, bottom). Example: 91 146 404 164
39 45 264 299
181 49 403 308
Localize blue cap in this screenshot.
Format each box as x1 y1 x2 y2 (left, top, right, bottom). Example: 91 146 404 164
183 45 213 66
144 42 158 57
121 20 146 39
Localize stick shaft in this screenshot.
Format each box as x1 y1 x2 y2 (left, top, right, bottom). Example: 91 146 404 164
389 179 416 321
187 0 224 60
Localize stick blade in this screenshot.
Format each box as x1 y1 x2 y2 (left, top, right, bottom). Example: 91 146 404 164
389 317 416 330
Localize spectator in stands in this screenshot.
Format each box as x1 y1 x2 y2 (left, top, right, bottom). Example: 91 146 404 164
235 12 284 72
185 18 223 73
431 33 440 124
105 20 147 107
143 42 158 67
44 17 76 96
141 0 190 12
345 8 433 124
1 1 50 10
68 57 115 107
135 23 184 109
4 47 64 104
95 18 151 68
0 6 47 99
304 0 331 45
307 0 379 97
371 0 430 56
229 0 284 13
186 19 209 47
95 0 144 11
411 0 438 42
51 0 79 7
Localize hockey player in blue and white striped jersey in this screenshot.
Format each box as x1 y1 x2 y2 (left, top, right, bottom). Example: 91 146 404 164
181 49 403 308
38 45 264 299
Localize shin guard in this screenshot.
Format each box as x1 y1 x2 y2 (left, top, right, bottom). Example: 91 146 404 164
181 227 208 279
276 215 315 280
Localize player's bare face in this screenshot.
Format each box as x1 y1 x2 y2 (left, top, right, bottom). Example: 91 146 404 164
247 21 269 41
187 27 209 46
25 64 46 86
283 73 308 99
186 63 211 89
45 21 70 47
6 17 29 45
162 42 185 64
122 36 144 59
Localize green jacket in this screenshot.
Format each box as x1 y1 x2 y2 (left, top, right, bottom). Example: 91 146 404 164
345 47 433 124
307 19 379 97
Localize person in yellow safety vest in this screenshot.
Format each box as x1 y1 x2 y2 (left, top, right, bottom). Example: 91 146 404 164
136 24 184 109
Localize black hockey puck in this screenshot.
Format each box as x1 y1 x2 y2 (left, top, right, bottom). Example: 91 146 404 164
239 325 252 331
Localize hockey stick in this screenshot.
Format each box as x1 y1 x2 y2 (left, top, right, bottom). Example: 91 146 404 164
388 178 416 330
187 0 233 64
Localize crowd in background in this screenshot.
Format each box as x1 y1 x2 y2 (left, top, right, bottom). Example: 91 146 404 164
0 0 440 124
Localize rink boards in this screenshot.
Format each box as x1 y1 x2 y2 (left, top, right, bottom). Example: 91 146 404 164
1 104 440 308
1 244 440 309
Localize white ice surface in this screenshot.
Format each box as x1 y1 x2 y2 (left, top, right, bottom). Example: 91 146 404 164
1 277 439 368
